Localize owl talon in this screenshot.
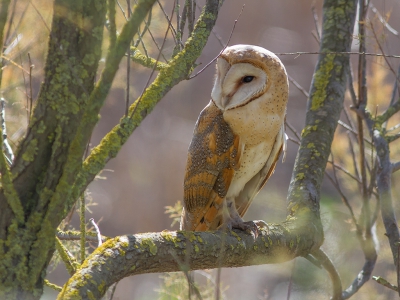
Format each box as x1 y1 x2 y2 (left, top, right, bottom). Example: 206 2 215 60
252 220 269 233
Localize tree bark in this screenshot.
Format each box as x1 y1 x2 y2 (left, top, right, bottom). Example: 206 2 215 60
0 0 155 299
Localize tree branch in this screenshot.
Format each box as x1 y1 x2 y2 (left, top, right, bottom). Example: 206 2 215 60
68 0 223 213
59 224 317 299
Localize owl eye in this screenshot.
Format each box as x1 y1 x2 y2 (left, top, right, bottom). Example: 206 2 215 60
242 76 254 83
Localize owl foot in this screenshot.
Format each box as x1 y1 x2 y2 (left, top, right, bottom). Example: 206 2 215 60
220 219 257 239
226 220 269 239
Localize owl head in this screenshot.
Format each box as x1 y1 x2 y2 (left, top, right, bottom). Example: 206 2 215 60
211 44 288 111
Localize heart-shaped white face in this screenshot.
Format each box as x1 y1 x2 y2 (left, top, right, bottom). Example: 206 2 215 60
212 60 268 110
210 44 287 112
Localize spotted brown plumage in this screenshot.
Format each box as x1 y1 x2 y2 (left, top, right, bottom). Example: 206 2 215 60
182 101 241 230
181 44 288 234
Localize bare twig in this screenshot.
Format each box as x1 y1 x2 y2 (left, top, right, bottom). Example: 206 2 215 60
346 132 361 189
188 4 245 79
372 276 398 292
125 0 131 117
276 51 400 58
177 0 186 49
353 104 399 296
89 218 103 247
356 0 370 238
327 159 361 184
312 249 342 300
215 267 222 300
387 123 400 133
80 195 86 263
28 53 33 119
195 1 225 48
29 1 51 32
107 0 117 48
156 0 179 45
129 0 175 120
0 98 14 165
4 2 29 48
116 0 127 20
347 65 358 106
388 66 400 109
311 4 321 41
108 281 119 300
187 0 194 34
288 74 309 98
386 132 400 143
392 161 400 173
325 156 359 228
285 120 301 142
369 3 398 36
286 259 296 300
342 255 377 299
370 22 400 86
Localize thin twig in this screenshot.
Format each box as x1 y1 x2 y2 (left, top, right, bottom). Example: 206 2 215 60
288 74 309 98
29 0 51 32
129 0 175 120
286 259 296 300
311 249 342 300
125 0 131 117
372 276 399 292
392 161 400 173
327 159 362 184
5 2 29 48
311 4 321 41
357 0 371 238
89 218 103 247
342 256 377 299
188 4 245 79
137 3 166 61
215 268 221 300
369 3 398 36
276 51 400 58
187 0 194 34
370 22 400 86
285 120 301 142
156 0 179 46
28 52 33 119
195 1 225 48
80 195 86 263
0 98 14 164
109 281 119 300
325 157 359 229
116 0 127 20
107 0 117 48
347 64 358 106
387 123 400 133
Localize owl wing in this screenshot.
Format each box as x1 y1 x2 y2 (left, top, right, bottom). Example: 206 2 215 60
181 100 242 231
235 123 286 217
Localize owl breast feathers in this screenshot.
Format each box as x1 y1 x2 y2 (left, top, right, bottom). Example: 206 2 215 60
181 44 288 232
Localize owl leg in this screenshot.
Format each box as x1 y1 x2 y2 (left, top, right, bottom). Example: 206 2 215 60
222 198 260 238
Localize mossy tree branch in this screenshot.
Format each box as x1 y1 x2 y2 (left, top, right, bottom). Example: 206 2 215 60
67 0 223 212
60 0 358 299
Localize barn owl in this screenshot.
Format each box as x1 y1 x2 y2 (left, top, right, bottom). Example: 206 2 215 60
180 44 288 235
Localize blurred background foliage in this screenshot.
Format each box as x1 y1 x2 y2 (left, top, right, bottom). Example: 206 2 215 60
1 0 400 299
